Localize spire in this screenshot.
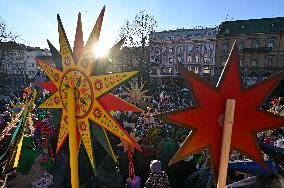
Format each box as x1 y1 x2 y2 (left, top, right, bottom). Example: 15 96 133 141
73 12 84 62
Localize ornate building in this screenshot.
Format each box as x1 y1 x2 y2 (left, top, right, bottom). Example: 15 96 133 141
215 17 284 86
0 41 51 87
149 28 217 84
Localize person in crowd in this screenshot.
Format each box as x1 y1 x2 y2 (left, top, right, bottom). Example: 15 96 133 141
145 160 169 188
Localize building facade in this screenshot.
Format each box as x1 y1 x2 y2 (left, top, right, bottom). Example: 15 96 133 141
0 42 51 87
149 28 217 84
215 17 284 86
111 46 150 73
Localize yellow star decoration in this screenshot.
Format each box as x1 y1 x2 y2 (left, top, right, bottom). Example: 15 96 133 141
124 80 149 105
37 7 141 169
117 132 140 153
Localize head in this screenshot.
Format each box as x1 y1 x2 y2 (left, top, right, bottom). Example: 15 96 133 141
150 160 161 174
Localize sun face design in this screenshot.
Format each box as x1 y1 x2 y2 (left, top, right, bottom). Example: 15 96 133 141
36 7 141 169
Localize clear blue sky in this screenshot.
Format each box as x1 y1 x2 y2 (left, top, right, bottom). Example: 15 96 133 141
1 0 284 51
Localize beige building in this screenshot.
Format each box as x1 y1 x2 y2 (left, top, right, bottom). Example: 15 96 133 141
148 28 217 84
0 41 51 86
215 18 284 86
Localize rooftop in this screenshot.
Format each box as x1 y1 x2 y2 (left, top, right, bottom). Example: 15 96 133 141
218 17 284 35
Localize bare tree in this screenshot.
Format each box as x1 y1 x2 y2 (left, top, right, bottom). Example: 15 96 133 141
117 10 157 80
0 17 18 42
0 17 25 88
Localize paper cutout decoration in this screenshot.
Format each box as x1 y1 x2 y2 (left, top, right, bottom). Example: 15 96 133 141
124 81 149 105
117 132 140 153
117 132 140 182
156 42 284 176
37 11 142 164
37 7 142 170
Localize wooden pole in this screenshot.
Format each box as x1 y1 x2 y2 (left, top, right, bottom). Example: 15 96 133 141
67 88 79 188
217 99 236 188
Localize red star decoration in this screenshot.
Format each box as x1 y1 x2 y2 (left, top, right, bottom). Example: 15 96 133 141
157 42 284 176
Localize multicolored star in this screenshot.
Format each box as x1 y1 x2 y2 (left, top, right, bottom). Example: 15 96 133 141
37 7 141 169
157 42 284 175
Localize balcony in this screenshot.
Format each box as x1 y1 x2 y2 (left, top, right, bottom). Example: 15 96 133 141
241 47 272 53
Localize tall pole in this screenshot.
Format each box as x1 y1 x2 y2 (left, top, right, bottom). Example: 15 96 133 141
67 88 79 188
217 99 236 188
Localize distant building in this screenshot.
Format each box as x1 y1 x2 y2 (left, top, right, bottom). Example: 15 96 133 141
112 46 150 72
0 41 51 87
215 17 284 86
149 28 217 84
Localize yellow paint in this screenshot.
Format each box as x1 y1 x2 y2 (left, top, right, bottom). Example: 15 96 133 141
36 9 141 182
56 111 69 153
89 100 133 146
58 19 76 70
36 59 63 88
77 118 95 168
13 133 24 168
103 128 117 163
91 71 138 98
67 88 79 188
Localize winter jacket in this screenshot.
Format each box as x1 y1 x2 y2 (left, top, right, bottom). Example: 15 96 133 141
145 171 169 188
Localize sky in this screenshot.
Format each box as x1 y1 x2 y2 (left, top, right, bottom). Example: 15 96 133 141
1 0 284 53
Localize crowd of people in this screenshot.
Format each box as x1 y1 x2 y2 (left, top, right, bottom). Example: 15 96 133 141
0 79 283 188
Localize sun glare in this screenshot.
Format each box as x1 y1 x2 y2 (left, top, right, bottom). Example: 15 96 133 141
94 42 109 58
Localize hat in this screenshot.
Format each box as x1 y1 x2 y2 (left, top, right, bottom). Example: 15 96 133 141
150 160 161 173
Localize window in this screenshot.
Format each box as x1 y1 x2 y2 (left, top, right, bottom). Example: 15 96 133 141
178 46 183 53
251 57 257 66
188 55 192 63
239 56 245 67
177 55 182 64
266 56 273 67
204 44 208 52
169 46 174 53
162 46 167 53
188 45 193 52
225 28 230 34
239 41 244 50
209 54 214 62
150 68 157 75
162 67 172 75
252 39 259 48
195 55 200 63
203 67 211 75
195 45 200 52
223 40 229 52
204 44 213 52
194 67 199 74
204 55 208 63
267 39 274 48
154 57 160 63
169 57 173 63
162 56 167 62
